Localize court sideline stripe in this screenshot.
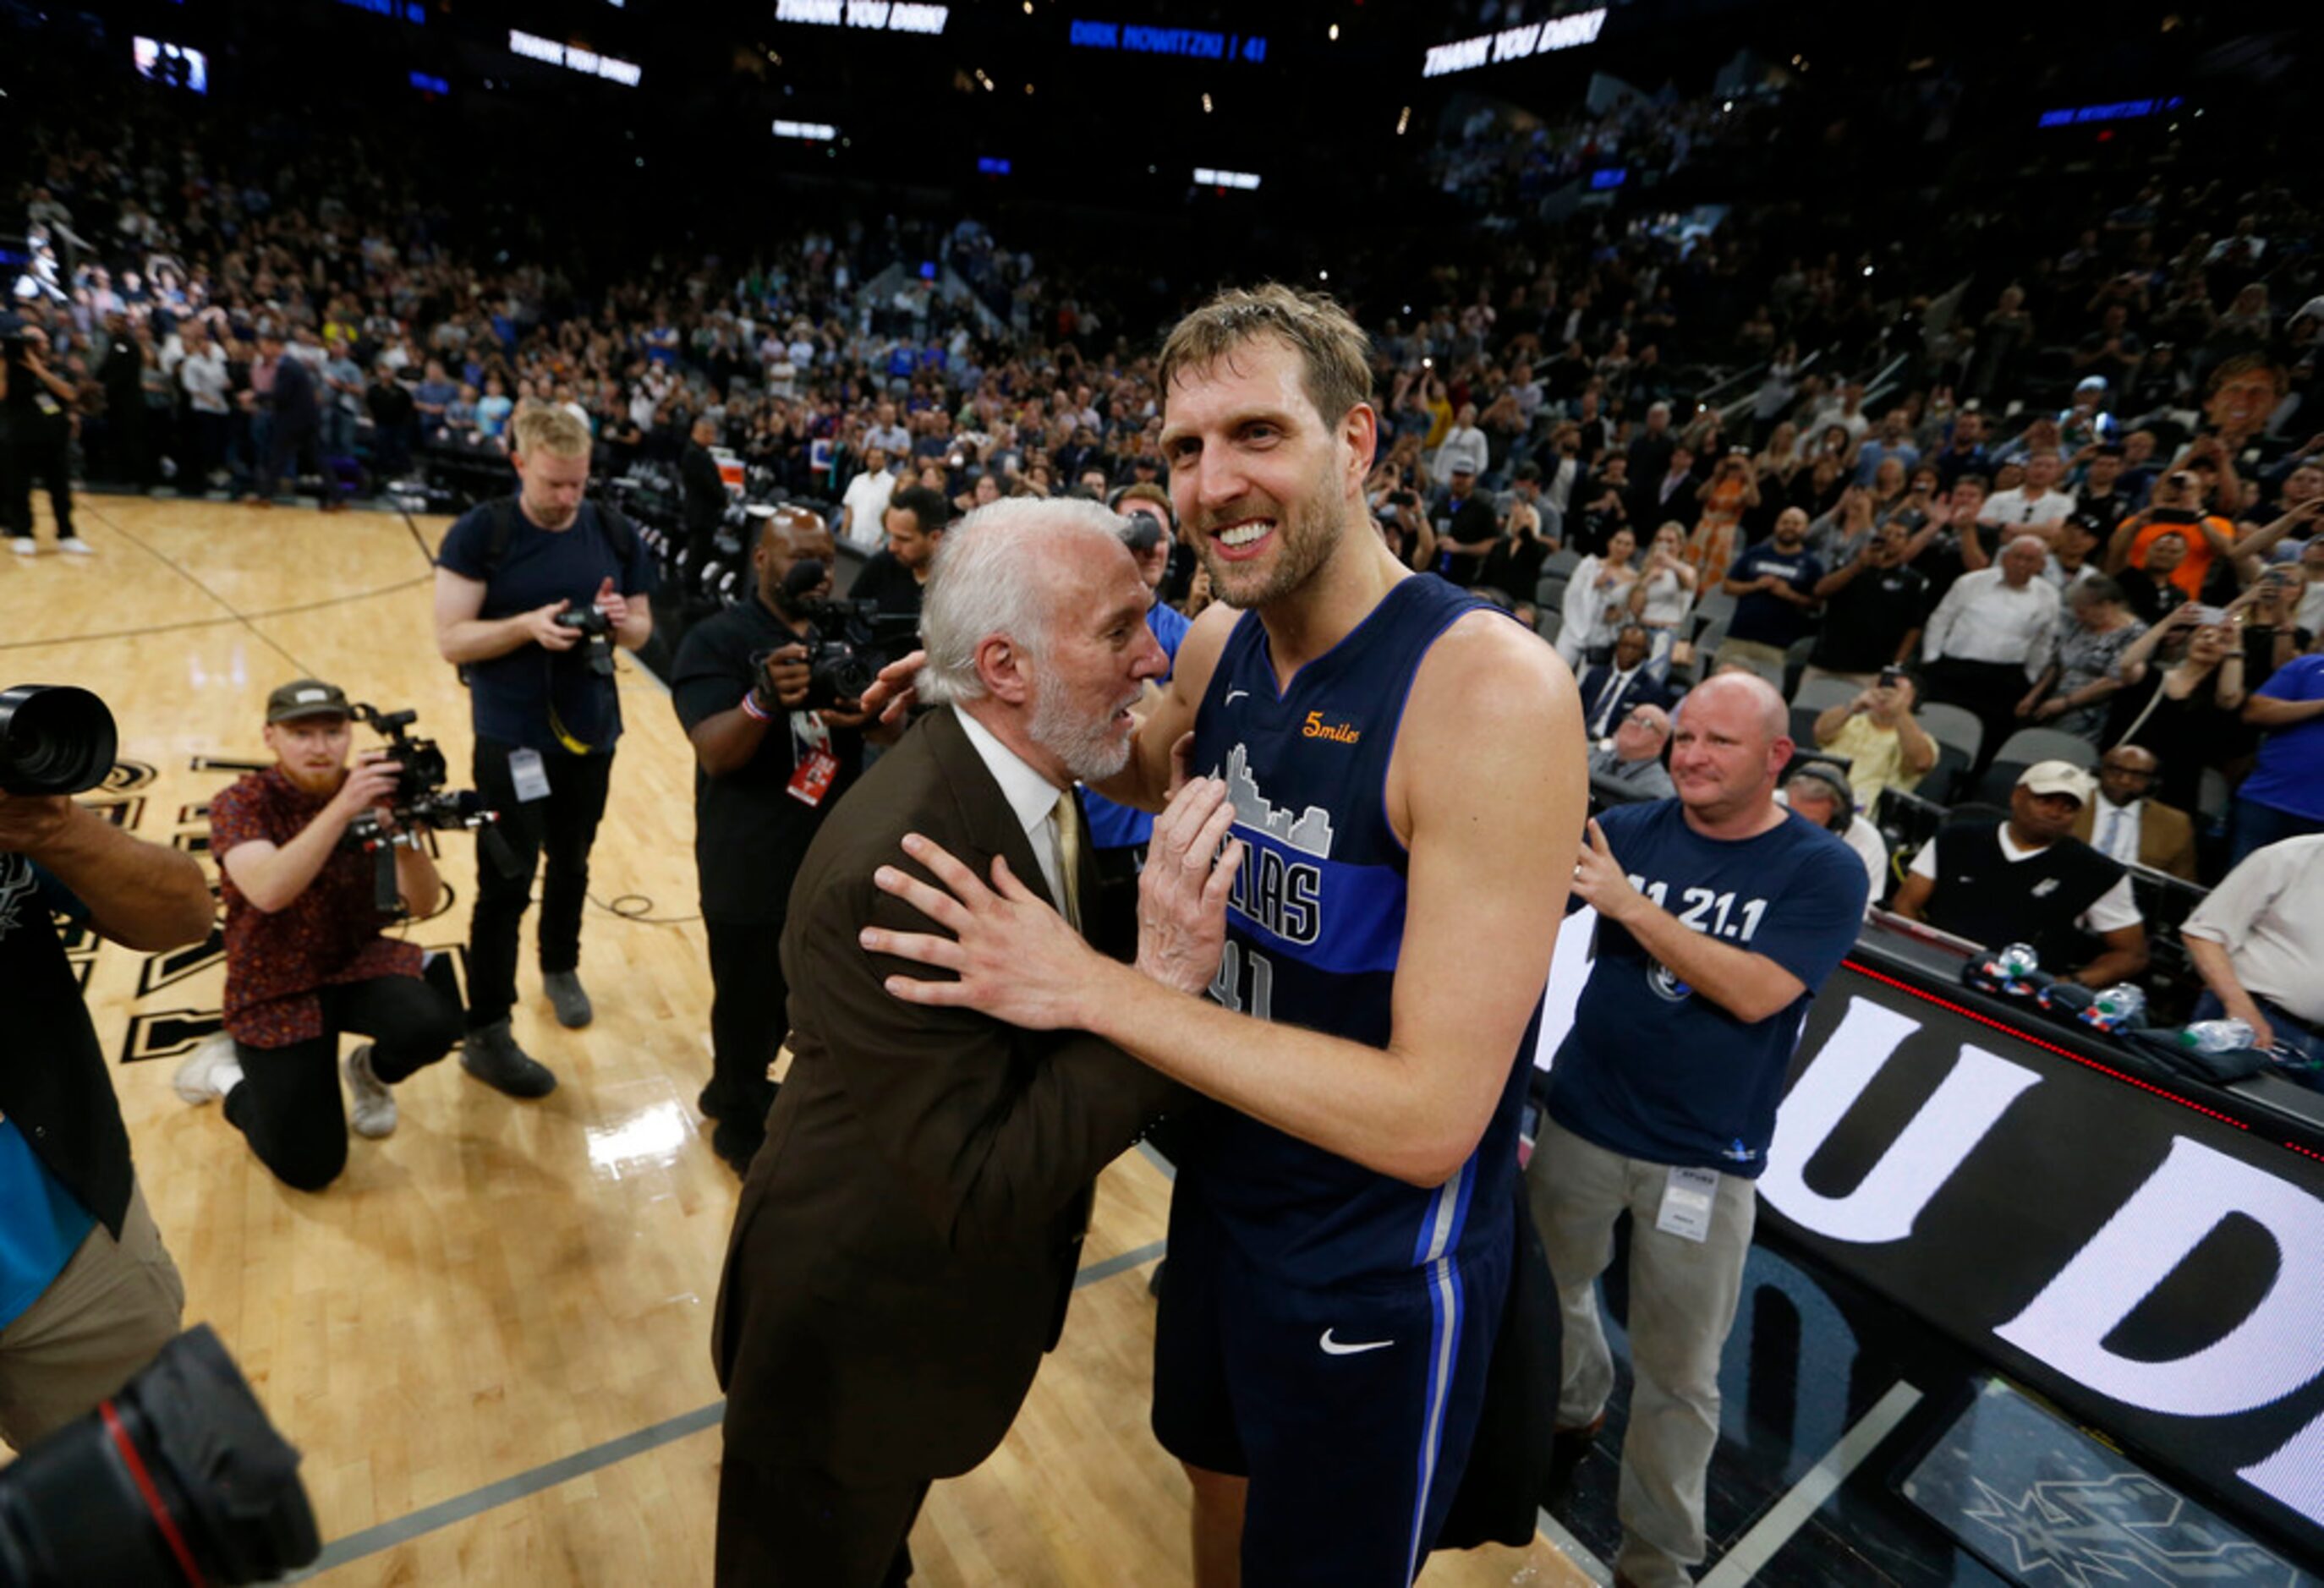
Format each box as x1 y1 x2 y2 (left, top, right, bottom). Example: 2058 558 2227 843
1696 1379 1924 1588
283 1238 1170 1578
0 574 434 653
74 503 313 674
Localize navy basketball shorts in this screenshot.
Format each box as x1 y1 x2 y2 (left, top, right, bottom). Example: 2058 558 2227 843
1152 1188 1508 1586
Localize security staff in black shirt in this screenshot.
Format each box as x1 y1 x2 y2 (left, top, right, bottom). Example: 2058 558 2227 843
0 780 212 1448
680 416 728 594
671 505 896 1172
1 321 87 554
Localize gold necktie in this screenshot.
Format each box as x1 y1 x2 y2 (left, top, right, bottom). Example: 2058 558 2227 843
1049 791 1084 934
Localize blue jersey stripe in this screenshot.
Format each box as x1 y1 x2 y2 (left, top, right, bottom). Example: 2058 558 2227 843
1406 1252 1466 1581
1225 833 1406 977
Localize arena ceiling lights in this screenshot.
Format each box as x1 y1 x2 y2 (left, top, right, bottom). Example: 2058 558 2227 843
773 0 951 35
772 119 838 140
1421 8 1607 78
507 28 642 85
1193 167 1261 190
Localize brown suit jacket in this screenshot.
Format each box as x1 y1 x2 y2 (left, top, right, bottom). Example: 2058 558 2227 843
2071 797 2197 882
712 706 1182 1488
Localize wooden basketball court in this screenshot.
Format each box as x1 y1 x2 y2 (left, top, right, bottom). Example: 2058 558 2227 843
0 495 1587 1587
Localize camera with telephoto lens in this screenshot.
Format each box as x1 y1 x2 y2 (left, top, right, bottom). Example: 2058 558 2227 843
0 684 119 797
554 604 617 677
0 1323 321 1586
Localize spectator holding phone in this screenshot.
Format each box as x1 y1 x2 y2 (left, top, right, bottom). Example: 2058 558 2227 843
1812 671 1938 810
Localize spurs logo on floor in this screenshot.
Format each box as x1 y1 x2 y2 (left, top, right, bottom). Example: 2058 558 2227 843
1964 1472 2295 1586
0 854 36 943
120 1009 227 1065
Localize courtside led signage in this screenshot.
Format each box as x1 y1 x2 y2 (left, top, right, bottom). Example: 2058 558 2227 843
776 0 950 35
1070 20 1268 63
1422 8 1605 77
507 28 641 85
2036 96 2184 129
334 0 425 22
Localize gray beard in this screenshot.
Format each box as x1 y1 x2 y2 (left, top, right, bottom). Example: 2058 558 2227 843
1029 683 1134 785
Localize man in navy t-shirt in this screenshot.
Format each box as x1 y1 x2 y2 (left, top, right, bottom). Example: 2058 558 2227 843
433 404 657 1094
1712 505 1824 677
1526 672 1866 1588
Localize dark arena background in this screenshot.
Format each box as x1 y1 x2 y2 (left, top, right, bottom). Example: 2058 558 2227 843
3 1 2322 1584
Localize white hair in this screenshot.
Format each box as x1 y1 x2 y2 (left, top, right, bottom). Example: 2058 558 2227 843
918 497 1137 705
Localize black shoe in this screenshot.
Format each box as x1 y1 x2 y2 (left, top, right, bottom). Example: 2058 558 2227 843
1147 1259 1166 1299
710 1118 763 1177
1546 1411 1606 1506
461 1020 557 1098
543 970 594 1029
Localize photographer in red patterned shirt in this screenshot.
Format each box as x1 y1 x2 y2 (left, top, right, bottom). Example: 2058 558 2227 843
173 680 463 1191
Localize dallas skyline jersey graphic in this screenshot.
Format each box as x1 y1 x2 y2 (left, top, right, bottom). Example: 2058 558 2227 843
1220 743 1335 860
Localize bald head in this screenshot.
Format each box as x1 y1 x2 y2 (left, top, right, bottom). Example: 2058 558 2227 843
1669 672 1791 828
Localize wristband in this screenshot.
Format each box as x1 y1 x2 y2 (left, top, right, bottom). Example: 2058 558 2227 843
740 687 774 723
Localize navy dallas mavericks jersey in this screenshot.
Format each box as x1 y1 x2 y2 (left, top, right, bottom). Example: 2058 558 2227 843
1182 574 1542 1292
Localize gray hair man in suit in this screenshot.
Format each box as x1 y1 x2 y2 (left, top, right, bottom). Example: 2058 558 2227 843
711 497 1241 1587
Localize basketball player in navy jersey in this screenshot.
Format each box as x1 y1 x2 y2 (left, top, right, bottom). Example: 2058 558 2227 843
863 285 1588 1585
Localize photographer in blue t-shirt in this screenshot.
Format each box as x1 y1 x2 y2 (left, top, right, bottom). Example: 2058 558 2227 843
432 403 656 1096
1525 672 1866 1588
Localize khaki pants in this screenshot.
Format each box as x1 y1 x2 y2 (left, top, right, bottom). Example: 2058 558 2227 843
0 1182 185 1452
1527 1121 1757 1588
1709 637 1789 682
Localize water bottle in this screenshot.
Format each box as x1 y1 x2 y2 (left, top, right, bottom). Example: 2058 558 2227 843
1995 943 2042 980
2180 1019 2255 1054
2091 984 2146 1027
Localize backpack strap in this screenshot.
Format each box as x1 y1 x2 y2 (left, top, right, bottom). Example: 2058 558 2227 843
478 495 638 578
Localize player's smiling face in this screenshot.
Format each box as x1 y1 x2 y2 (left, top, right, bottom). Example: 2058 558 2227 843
1161 336 1362 611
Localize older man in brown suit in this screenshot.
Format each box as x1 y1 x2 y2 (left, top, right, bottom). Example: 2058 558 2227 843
711 498 1243 1586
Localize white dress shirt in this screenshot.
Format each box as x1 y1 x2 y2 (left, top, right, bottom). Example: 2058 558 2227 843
2087 795 2143 866
954 707 1070 909
1583 664 1645 737
1921 568 2061 676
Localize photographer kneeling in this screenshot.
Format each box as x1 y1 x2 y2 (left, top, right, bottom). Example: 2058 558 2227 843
175 681 463 1191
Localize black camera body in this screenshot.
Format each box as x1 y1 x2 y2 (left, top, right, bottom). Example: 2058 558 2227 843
341 704 496 912
791 598 922 712
555 605 618 677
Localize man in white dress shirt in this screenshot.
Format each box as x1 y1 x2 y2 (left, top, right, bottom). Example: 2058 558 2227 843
1921 535 2061 769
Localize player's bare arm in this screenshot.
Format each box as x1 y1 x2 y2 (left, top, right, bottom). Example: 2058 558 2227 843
867 610 1587 1187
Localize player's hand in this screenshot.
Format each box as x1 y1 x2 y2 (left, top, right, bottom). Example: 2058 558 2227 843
856 649 925 726
0 790 74 857
759 643 811 710
328 753 403 826
592 576 631 628
2035 698 2069 721
863 833 1098 1029
1570 819 1643 925
523 599 579 650
1136 775 1244 996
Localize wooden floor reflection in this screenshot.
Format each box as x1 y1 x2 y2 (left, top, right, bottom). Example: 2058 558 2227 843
3 496 1585 1586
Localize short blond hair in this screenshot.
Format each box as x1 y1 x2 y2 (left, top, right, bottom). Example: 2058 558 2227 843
1158 284 1373 427
511 402 592 460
